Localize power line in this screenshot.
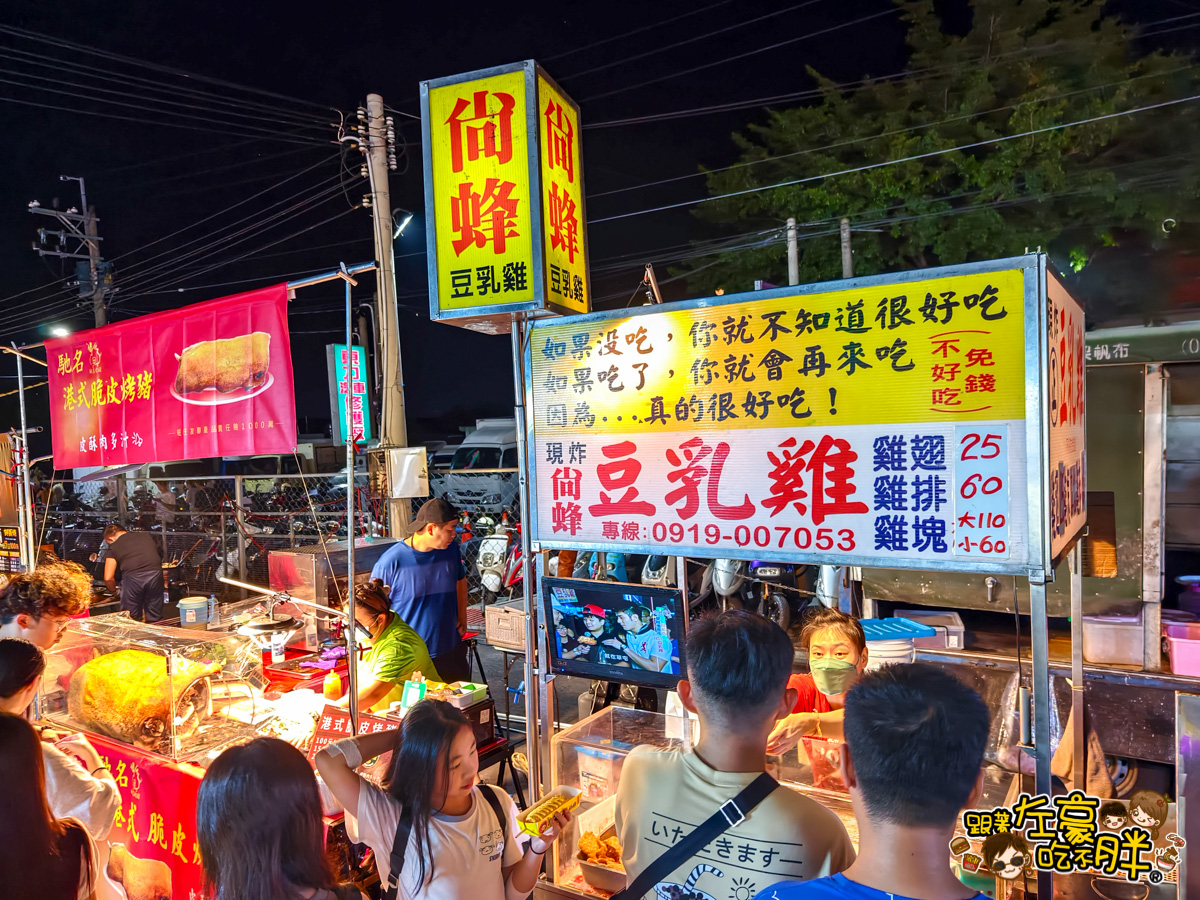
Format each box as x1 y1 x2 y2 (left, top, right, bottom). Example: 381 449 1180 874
546 0 740 62
586 62 1199 199
0 68 330 143
0 153 342 319
0 91 328 145
590 92 1200 223
0 45 329 130
0 24 334 115
114 179 348 295
563 0 828 81
115 205 362 304
581 8 899 103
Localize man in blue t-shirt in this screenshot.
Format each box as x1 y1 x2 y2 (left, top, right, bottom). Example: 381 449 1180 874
370 497 470 681
754 663 990 900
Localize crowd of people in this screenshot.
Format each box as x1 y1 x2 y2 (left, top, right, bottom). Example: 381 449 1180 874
0 496 1000 900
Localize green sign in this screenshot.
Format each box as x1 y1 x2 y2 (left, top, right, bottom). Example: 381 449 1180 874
1087 322 1200 365
326 344 371 443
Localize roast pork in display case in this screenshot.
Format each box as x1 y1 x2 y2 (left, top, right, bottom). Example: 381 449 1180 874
38 611 269 765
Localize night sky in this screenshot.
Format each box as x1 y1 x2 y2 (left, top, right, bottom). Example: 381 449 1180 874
0 0 1195 459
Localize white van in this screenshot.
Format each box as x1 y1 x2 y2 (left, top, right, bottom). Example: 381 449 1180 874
438 418 518 514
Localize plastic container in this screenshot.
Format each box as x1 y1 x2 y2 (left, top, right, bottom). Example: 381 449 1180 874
860 617 938 641
516 784 581 836
1176 575 1200 618
1166 634 1200 676
896 609 966 649
446 681 488 708
178 595 216 631
864 639 915 670
1082 612 1143 666
576 825 626 893
1164 622 1200 641
485 599 526 649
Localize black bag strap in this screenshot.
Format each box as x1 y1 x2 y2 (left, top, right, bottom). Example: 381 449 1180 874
612 772 778 900
382 785 509 900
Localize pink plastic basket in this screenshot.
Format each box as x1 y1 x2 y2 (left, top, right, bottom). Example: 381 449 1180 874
1166 634 1200 676
1164 622 1200 640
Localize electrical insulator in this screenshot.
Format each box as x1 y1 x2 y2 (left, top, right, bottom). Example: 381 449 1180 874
357 106 367 120
362 194 372 207
389 160 397 171
360 165 369 179
385 116 394 128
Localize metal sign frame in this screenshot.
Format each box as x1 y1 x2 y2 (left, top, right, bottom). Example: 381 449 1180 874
420 60 588 327
523 252 1072 580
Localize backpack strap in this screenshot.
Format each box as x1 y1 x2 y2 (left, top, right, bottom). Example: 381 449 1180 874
479 783 509 846
381 806 414 900
613 773 778 900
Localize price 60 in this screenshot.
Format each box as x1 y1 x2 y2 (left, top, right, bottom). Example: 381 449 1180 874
960 473 1003 499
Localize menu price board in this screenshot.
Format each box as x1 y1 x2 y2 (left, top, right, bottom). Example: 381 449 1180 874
526 255 1071 577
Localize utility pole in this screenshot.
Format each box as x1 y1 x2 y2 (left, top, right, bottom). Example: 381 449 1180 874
84 206 106 327
840 216 853 279
360 94 412 536
29 176 109 326
786 217 799 286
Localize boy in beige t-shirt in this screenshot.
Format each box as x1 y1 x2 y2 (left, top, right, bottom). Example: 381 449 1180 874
616 610 854 900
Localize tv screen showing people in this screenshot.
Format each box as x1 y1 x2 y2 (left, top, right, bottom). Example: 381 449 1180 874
541 577 684 690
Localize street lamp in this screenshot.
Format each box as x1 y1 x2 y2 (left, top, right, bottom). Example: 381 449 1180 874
392 208 413 240
50 326 70 337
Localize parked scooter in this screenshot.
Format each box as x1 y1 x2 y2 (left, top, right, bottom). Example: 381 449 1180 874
640 553 675 587
476 510 514 605
747 560 809 631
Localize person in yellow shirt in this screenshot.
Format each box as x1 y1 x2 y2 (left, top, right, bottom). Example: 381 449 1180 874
340 579 440 715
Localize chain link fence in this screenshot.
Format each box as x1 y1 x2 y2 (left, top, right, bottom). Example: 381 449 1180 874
37 473 379 599
34 468 524 604
417 469 523 611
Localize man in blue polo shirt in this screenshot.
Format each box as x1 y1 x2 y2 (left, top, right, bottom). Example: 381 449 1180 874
370 498 470 681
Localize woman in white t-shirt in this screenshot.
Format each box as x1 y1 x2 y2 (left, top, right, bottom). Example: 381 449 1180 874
316 699 569 900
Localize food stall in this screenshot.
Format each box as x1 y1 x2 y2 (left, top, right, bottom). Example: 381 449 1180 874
37 607 287 899
492 253 1187 900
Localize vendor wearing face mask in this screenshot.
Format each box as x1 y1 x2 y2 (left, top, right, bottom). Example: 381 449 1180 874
767 608 868 755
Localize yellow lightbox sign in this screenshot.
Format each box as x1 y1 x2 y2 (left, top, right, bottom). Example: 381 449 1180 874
422 62 591 329
537 73 588 314
426 69 535 312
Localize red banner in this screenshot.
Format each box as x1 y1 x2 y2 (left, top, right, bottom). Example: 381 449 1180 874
86 734 205 900
45 284 296 469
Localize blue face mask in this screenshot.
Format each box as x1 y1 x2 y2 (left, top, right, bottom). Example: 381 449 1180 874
809 657 859 696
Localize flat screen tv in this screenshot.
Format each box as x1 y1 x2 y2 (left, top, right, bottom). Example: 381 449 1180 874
541 577 685 690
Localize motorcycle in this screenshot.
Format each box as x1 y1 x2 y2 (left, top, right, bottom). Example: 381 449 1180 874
640 553 675 587
747 560 812 631
476 510 514 605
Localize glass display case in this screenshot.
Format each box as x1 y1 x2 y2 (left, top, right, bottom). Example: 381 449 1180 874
546 706 856 897
38 611 269 766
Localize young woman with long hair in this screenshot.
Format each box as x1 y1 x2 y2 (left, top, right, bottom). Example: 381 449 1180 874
0 712 96 899
0 638 120 840
316 699 568 900
198 737 364 900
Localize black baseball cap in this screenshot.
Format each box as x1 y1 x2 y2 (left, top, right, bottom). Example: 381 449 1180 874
412 497 460 532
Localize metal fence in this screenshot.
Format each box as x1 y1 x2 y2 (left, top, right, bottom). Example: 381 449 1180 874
420 469 522 608
37 473 381 598
35 468 522 602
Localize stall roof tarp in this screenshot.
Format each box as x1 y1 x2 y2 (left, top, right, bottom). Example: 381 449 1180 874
1087 321 1200 364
